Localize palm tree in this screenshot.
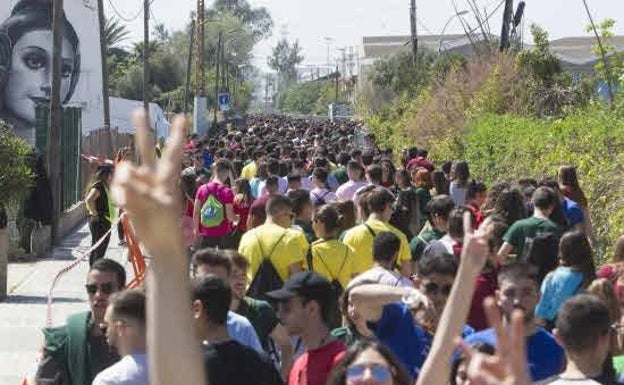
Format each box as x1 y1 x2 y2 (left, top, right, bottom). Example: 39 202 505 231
105 17 130 50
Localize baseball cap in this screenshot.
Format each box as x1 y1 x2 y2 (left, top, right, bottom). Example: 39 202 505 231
265 271 333 302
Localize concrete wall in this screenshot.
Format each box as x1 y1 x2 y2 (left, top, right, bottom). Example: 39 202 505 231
31 203 86 259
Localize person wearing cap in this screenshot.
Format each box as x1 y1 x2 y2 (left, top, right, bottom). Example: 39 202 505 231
266 271 346 385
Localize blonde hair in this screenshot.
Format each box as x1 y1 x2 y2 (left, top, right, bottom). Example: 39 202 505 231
587 278 621 323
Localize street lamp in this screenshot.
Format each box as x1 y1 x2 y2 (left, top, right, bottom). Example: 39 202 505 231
437 10 469 57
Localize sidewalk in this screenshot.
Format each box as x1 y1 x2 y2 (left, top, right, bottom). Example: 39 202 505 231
0 222 133 385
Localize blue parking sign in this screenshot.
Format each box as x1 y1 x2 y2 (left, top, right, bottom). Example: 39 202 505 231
218 93 230 111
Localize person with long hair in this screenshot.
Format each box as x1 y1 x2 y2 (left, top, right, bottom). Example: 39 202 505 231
84 164 114 266
558 165 594 238
587 278 624 355
308 204 357 327
180 173 199 248
431 170 449 196
535 231 597 330
0 0 81 143
466 180 487 229
233 178 254 235
449 161 470 205
412 168 432 232
114 147 131 245
380 160 396 189
326 340 413 385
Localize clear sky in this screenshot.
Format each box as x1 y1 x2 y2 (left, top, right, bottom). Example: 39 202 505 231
104 0 624 69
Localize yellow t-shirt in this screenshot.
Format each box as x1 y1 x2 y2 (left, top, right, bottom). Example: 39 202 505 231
342 219 411 274
240 161 258 180
307 239 356 289
238 223 307 283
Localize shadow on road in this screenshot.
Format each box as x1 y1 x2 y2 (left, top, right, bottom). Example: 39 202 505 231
5 295 84 304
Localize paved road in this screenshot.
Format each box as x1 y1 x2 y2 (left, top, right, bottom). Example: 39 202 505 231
0 222 132 385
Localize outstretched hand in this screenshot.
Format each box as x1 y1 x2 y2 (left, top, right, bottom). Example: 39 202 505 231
111 110 186 256
460 210 493 274
457 298 531 385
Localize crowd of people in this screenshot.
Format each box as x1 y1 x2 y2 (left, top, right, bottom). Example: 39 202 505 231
34 112 624 385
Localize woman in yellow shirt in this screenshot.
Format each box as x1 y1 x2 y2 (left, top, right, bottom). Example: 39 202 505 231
308 205 357 290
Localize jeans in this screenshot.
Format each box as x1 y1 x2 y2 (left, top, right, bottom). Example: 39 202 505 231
89 216 111 266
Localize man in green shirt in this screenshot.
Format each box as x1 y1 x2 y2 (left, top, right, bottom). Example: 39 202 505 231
409 195 455 263
497 186 563 262
194 249 294 379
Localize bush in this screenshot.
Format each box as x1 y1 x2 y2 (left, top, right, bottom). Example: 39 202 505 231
0 122 34 207
432 106 624 261
0 122 34 229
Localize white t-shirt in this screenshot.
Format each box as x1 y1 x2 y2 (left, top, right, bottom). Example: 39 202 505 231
537 376 601 385
348 266 413 289
92 353 149 385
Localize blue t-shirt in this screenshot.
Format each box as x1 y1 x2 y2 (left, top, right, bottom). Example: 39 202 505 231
464 327 564 381
367 302 430 379
535 267 585 321
227 311 263 352
561 198 584 228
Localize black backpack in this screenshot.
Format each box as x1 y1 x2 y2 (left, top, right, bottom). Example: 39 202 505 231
311 190 331 207
247 232 287 300
306 243 347 328
521 231 560 284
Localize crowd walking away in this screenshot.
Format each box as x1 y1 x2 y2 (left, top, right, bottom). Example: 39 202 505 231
37 111 624 385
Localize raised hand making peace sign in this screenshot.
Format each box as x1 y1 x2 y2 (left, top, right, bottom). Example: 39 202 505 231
111 111 204 385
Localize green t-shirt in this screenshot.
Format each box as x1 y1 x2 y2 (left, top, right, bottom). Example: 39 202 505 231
409 228 445 261
235 296 279 350
503 216 563 258
331 326 363 347
613 355 624 379
332 166 348 185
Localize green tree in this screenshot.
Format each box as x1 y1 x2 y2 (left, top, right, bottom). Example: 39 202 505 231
0 122 33 210
586 19 624 91
268 39 304 85
209 0 273 40
516 24 562 84
368 49 436 95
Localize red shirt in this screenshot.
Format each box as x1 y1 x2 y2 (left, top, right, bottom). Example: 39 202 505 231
467 268 498 330
288 340 346 385
233 197 253 232
249 194 272 229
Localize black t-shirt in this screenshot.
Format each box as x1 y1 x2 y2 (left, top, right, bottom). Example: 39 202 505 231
203 339 284 385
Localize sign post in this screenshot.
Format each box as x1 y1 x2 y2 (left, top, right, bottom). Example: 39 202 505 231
218 92 230 112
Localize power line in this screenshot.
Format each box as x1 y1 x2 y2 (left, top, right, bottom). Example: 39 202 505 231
106 0 157 22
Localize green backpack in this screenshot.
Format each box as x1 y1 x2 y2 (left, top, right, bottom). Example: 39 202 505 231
200 184 225 228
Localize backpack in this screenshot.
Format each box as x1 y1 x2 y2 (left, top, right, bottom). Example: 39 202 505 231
247 232 288 300
306 243 347 328
522 231 560 284
200 184 225 228
312 190 331 207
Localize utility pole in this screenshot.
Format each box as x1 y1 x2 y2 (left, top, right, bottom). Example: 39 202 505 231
49 0 63 244
499 0 514 51
409 0 418 66
143 0 150 122
97 0 112 157
213 31 222 127
183 19 195 115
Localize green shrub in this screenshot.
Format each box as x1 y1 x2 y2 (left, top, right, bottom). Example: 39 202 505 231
432 106 624 261
0 122 34 208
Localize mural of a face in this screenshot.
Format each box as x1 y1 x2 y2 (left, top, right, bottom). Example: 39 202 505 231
4 30 75 125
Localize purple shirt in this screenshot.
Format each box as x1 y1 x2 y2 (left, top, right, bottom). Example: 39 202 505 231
336 181 370 201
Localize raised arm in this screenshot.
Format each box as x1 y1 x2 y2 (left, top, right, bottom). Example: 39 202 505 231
416 211 492 385
112 111 204 385
349 284 416 323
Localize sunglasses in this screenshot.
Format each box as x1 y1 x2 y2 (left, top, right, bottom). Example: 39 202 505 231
85 282 115 295
346 363 392 383
424 282 453 296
